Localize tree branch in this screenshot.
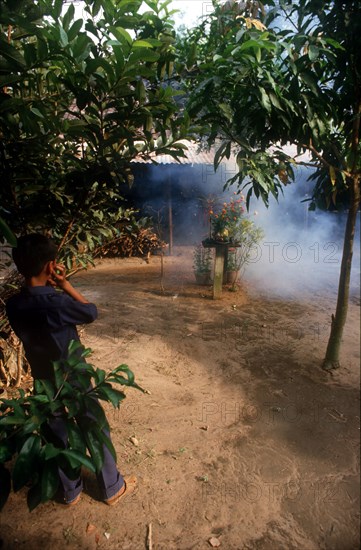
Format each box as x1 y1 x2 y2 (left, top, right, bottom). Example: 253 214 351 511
300 140 352 179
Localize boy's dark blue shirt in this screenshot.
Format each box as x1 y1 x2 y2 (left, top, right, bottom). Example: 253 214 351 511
6 286 97 380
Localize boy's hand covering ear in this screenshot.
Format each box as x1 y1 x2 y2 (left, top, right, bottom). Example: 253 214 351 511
48 262 89 303
48 263 67 289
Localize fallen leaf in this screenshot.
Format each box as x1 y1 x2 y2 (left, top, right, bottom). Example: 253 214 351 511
104 532 111 540
209 536 221 547
86 523 96 534
129 436 139 446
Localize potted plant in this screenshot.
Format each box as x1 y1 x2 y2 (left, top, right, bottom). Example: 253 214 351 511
193 244 213 284
226 219 264 285
225 249 241 284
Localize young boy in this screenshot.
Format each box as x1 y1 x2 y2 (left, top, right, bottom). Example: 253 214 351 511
6 233 136 505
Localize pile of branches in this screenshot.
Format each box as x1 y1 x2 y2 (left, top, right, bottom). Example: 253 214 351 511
95 227 167 261
0 270 29 389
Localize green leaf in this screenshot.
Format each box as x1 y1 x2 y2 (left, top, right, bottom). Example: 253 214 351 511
96 384 125 408
68 340 84 356
72 34 92 61
22 414 44 435
29 394 49 405
329 166 336 186
67 422 86 454
59 26 69 48
41 460 59 501
35 379 55 401
110 26 132 46
0 414 26 426
111 44 125 72
68 19 84 42
53 361 65 389
91 0 102 18
214 140 230 170
94 367 106 385
0 40 26 68
27 481 42 511
0 441 13 463
62 2 75 31
30 108 45 119
128 48 160 64
133 40 156 48
13 435 42 492
37 38 48 61
0 217 17 246
61 449 96 473
218 103 233 122
259 88 272 112
83 429 104 473
136 79 146 102
159 0 174 11
308 44 319 61
111 364 135 385
53 0 63 19
23 43 37 66
43 443 61 460
82 396 108 428
300 71 319 94
62 398 80 418
96 428 116 462
239 39 261 60
268 92 284 111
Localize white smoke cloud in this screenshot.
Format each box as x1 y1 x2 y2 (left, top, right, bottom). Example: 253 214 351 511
244 168 360 299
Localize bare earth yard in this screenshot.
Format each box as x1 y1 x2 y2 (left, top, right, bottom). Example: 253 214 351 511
1 247 360 550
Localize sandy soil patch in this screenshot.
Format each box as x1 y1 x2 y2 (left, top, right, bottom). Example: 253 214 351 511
1 247 360 550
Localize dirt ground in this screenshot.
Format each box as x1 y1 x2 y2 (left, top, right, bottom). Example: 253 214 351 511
1 247 360 550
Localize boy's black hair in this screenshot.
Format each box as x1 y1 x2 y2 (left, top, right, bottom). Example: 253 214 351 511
12 234 58 279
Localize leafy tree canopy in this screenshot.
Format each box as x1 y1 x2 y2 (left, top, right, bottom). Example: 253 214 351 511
178 0 360 210
0 0 189 261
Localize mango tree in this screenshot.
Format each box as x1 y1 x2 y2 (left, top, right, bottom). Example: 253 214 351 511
0 0 188 263
179 0 360 370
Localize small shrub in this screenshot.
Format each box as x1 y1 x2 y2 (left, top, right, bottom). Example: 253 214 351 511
0 341 143 511
193 244 212 274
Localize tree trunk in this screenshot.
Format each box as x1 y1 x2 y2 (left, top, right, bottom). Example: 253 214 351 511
323 176 360 370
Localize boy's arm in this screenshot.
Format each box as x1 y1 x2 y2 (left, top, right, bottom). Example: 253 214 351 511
60 280 90 304
48 264 89 304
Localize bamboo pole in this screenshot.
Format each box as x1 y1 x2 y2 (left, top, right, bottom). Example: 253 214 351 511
167 168 173 256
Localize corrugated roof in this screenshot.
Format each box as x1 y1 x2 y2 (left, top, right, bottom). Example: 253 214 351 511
131 140 216 165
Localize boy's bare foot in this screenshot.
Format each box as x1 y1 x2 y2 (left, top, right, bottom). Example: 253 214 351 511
104 475 137 506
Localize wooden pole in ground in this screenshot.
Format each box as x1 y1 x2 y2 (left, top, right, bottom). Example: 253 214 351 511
167 168 173 256
213 244 225 299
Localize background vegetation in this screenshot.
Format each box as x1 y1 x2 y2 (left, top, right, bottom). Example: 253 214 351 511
0 1 359 394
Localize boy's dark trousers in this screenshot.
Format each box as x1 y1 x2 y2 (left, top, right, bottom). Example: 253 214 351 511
48 406 124 503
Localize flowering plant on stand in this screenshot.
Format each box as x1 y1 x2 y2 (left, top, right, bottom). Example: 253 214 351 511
209 195 246 242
